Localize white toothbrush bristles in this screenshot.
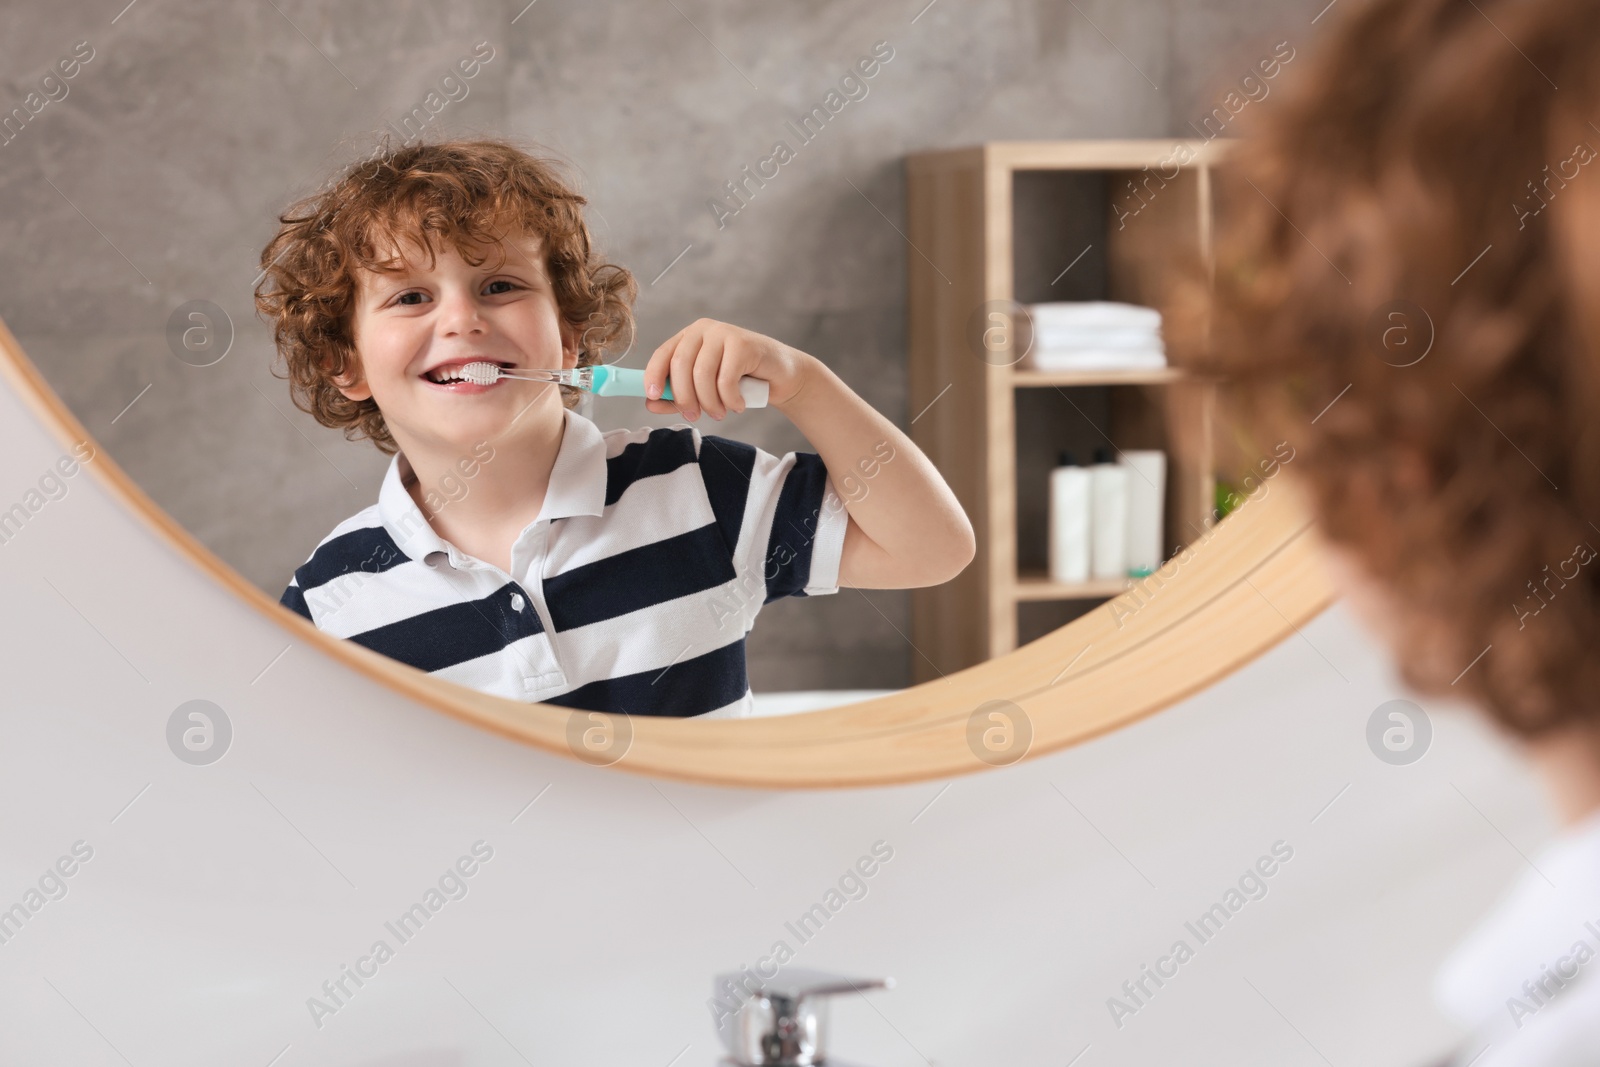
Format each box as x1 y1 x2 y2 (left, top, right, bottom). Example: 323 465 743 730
458 361 504 386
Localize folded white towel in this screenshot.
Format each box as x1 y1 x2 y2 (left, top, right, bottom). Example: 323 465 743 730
1026 301 1161 332
1033 328 1164 352
1022 348 1168 371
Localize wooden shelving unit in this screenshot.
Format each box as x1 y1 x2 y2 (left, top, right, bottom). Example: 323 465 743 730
905 140 1231 680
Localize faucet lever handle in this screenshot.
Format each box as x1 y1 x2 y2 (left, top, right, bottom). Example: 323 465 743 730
792 975 891 1001
714 968 895 1067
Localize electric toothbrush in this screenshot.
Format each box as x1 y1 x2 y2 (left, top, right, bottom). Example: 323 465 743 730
454 361 769 408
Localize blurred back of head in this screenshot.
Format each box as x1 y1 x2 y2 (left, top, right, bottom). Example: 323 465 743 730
1169 0 1600 739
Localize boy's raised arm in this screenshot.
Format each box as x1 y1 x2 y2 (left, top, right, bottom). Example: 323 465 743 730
641 319 976 590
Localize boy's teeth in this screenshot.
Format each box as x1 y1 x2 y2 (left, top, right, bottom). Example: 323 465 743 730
427 362 503 384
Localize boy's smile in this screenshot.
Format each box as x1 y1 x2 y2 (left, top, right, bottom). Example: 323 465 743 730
418 359 515 392
337 230 580 457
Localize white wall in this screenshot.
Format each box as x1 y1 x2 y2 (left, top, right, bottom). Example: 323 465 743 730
0 372 1554 1066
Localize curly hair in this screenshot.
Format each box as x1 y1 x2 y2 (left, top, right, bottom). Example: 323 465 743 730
254 134 637 454
1166 0 1600 738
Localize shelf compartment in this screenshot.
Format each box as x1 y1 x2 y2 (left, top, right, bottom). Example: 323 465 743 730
1014 570 1131 601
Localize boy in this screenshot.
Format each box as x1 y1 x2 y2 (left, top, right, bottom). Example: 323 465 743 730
256 138 974 718
1171 0 1600 1060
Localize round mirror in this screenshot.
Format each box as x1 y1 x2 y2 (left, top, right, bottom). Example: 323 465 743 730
0 310 1332 786
0 29 1336 784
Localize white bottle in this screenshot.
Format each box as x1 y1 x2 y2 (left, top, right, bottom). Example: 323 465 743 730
1089 447 1128 581
1049 451 1091 583
1122 449 1167 577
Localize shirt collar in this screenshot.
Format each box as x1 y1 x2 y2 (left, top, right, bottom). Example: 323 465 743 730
1434 804 1600 1027
377 407 609 566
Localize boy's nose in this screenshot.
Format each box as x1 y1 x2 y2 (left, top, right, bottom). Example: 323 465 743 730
437 291 490 335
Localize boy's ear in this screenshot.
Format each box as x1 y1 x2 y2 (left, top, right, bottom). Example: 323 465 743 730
327 348 373 401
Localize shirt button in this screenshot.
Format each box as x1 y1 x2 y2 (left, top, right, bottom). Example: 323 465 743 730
510 593 526 612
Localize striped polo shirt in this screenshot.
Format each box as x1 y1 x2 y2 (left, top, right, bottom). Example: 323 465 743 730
278 407 849 718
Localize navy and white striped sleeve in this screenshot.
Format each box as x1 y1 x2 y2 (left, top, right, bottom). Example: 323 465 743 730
695 430 849 605
279 576 314 621
275 524 408 629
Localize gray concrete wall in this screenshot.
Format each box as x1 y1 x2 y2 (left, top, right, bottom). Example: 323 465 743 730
0 0 1300 692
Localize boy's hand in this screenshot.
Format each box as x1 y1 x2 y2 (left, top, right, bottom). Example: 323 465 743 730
641 319 813 420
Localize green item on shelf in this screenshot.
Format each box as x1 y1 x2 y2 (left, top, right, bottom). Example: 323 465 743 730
1128 566 1156 579
1215 478 1241 519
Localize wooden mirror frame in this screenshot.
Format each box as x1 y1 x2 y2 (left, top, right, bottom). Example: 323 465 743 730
0 309 1335 790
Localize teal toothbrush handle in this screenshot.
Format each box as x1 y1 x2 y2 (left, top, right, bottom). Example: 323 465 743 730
590 365 770 408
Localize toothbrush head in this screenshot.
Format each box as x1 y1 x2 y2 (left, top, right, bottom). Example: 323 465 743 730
456 362 584 388
458 361 505 386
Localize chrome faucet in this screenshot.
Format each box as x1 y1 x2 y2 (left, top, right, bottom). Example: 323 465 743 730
713 967 894 1066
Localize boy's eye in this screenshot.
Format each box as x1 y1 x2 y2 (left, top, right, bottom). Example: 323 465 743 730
389 280 520 306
